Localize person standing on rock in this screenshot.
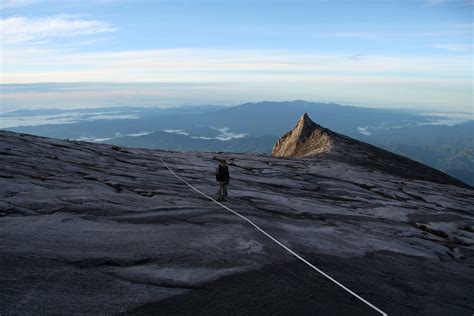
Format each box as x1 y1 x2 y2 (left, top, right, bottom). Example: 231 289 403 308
215 159 230 202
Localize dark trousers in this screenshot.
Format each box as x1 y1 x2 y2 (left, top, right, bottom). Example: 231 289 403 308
217 182 228 200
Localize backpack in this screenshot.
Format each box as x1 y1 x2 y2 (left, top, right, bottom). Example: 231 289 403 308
216 165 229 182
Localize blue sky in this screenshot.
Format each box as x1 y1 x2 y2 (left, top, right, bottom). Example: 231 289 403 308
0 0 473 111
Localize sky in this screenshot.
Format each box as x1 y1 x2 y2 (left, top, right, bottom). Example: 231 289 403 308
0 0 473 112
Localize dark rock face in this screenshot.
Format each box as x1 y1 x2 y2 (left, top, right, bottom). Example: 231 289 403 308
1 130 473 315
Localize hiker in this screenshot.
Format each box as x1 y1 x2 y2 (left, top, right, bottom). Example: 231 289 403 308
215 159 230 201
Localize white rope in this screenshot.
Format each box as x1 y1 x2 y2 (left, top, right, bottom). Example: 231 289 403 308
160 157 388 316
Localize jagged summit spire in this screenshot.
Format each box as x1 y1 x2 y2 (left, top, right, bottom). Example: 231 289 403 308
272 113 332 157
301 112 310 120
297 113 312 125
295 113 317 131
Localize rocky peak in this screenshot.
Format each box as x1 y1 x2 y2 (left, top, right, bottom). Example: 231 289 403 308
270 113 469 189
272 113 332 157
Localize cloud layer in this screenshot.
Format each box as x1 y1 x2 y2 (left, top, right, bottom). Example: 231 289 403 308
2 47 470 81
0 14 117 44
433 43 474 51
0 0 472 111
0 0 39 11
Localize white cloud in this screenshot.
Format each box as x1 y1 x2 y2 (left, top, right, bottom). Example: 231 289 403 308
163 129 190 136
1 47 471 83
0 14 117 44
433 43 474 51
0 46 471 111
0 0 39 11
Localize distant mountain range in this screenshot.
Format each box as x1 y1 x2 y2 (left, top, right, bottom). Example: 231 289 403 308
4 100 473 185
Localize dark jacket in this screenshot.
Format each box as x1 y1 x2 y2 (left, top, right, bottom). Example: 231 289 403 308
216 165 230 183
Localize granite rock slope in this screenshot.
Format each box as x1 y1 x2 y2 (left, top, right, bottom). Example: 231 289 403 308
273 113 469 189
272 113 332 157
1 130 473 315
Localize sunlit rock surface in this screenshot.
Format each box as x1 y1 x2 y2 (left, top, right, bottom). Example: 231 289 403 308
1 130 473 315
272 113 332 157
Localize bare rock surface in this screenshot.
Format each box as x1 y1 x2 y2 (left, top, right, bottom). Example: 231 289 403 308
272 113 332 157
273 113 469 189
1 130 474 315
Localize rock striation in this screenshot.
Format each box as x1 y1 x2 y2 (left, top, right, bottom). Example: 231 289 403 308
272 113 332 157
0 130 473 315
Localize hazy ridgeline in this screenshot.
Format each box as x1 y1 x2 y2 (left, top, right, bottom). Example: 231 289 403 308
4 101 473 186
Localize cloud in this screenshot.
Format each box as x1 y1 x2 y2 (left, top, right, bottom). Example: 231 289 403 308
1 48 471 84
0 14 117 44
163 129 190 136
0 0 39 11
433 43 474 51
344 54 368 61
